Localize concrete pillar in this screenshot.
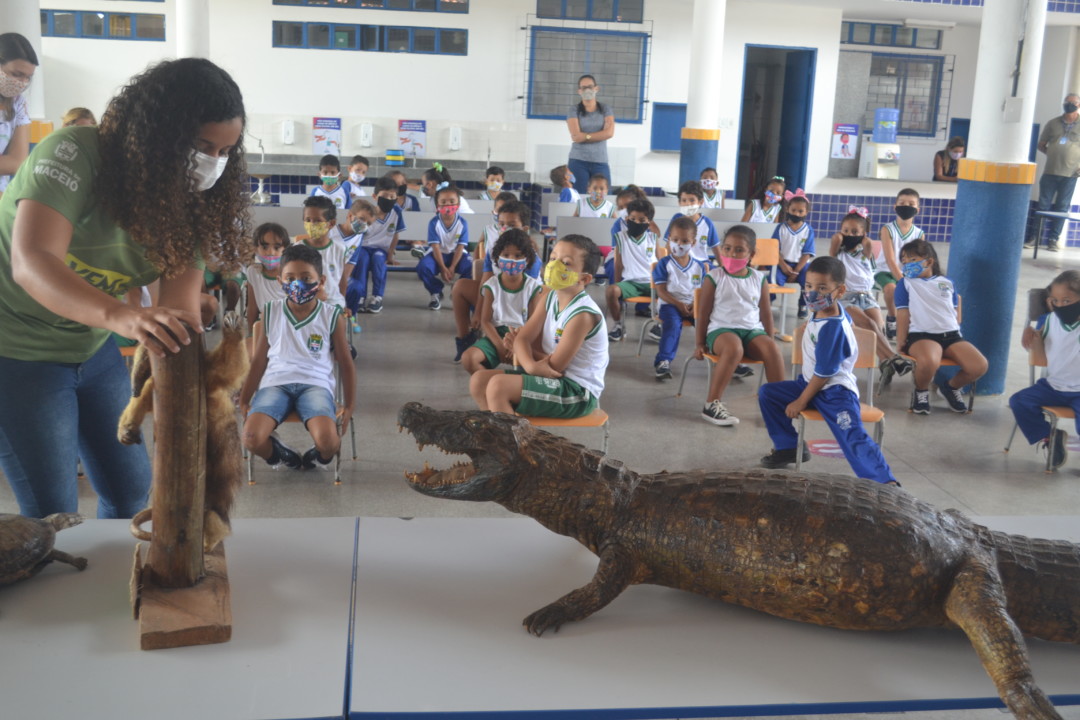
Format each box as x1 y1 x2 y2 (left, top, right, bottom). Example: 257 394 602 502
0 1 45 119
176 0 210 59
952 0 1047 395
678 0 725 186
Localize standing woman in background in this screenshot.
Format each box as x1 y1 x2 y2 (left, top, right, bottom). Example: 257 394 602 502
0 33 38 195
0 58 249 519
566 74 615 195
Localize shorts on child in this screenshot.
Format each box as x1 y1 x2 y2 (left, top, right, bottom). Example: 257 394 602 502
507 370 598 419
874 271 896 288
902 330 964 354
840 291 878 311
706 326 767 351
473 326 511 369
615 279 651 300
249 383 336 426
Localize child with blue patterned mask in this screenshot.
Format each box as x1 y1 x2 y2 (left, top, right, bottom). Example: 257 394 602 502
281 254 324 308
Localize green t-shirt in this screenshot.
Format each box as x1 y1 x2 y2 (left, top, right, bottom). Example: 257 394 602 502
0 126 160 362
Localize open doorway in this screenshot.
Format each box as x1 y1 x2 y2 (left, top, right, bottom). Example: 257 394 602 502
736 45 816 199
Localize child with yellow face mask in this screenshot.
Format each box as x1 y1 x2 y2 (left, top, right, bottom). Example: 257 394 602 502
299 195 347 309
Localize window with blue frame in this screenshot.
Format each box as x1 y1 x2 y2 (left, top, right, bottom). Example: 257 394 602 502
527 26 648 123
841 21 942 50
867 53 944 137
537 0 643 23
41 10 165 40
272 0 468 11
272 20 467 55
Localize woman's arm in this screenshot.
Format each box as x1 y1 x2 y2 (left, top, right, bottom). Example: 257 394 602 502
11 199 201 355
932 152 957 183
0 124 29 176
588 115 616 142
566 117 586 144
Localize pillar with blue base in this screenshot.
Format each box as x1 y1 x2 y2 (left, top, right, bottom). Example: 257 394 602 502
947 161 1037 395
679 129 720 186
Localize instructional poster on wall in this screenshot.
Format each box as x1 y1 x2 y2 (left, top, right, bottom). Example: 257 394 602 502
831 123 859 159
313 117 342 155
398 119 427 157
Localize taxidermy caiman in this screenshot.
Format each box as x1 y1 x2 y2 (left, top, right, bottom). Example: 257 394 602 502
397 402 1080 720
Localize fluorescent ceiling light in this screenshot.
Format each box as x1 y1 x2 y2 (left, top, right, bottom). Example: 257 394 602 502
903 18 956 29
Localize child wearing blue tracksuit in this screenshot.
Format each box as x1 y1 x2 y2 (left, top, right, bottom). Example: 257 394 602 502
416 183 471 310
652 220 706 379
1008 269 1080 469
770 192 815 318
758 256 897 484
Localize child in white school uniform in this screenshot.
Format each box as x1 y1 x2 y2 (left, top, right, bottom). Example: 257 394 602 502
298 196 346 309
664 180 721 267
480 165 516 201
877 188 924 338
309 154 353 210
700 167 723 209
742 176 786 223
245 222 290 331
550 164 581 204
346 155 369 199
416 183 471 310
1009 269 1080 469
574 174 615 217
652 216 706 380
460 229 544 375
421 163 474 214
344 177 405 315
895 239 987 415
770 189 815 320
606 198 659 342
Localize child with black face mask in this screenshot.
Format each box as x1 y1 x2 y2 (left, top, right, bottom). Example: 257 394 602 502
240 243 355 472
876 188 924 338
1009 269 1080 470
771 190 816 320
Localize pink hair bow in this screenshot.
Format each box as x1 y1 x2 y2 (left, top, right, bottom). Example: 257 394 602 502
784 188 806 201
848 205 869 219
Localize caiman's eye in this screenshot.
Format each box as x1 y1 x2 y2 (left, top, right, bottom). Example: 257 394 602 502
466 418 484 430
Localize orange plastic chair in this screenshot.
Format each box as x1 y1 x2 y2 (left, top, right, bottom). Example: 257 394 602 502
676 287 766 397
751 236 798 341
890 295 974 412
1003 340 1075 473
518 408 610 454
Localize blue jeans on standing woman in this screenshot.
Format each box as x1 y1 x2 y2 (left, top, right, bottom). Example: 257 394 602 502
0 341 151 518
568 158 611 195
1030 173 1078 245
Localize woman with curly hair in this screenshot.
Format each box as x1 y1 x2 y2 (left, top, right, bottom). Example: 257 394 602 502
0 57 249 519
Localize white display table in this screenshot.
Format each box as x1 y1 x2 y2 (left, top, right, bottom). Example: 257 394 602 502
350 516 1080 719
0 517 357 720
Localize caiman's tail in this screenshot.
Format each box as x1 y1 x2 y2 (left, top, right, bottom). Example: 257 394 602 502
990 529 1080 644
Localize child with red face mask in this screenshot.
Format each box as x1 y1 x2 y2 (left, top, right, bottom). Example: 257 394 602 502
416 183 471 310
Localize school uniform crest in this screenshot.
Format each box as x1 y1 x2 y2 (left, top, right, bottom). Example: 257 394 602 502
307 333 325 356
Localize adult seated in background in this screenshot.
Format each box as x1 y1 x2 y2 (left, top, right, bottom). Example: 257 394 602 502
0 33 38 195
61 107 96 127
932 136 965 182
1025 93 1080 252
0 57 249 519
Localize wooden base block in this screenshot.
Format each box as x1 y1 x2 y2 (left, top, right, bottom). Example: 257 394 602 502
136 544 232 651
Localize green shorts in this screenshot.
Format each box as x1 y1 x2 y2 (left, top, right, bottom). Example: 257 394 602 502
509 371 598 419
706 327 767 351
874 271 896 288
473 326 510 369
615 279 650 301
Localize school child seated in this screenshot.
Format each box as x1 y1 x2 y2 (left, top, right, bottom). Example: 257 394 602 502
201 262 242 331
470 234 609 419
757 256 898 485
830 209 912 379
417 183 471 310
606 198 659 341
422 163 473 213
388 169 420 212
741 176 785 223
700 167 723 209
770 189 815 320
240 244 356 471
664 180 720 267
309 153 352 210
347 154 369 198
343 177 405 315
695 225 784 425
550 164 580 204
475 191 519 264
609 184 660 315
1009 269 1080 469
298 196 347 309
574 174 615 217
652 217 706 380
340 199 374 262
245 222 290 330
877 188 924 338
480 165 515 201
460 229 544 375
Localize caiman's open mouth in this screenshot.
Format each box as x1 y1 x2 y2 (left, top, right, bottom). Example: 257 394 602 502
399 424 480 490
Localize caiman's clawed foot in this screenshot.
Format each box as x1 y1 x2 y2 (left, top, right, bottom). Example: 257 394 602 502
523 603 574 637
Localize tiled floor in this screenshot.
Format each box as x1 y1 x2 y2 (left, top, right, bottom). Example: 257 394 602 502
2 240 1077 720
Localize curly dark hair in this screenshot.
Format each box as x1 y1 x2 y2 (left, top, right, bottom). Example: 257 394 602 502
96 58 249 278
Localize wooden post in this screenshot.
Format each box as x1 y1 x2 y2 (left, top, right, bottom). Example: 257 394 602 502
146 329 207 588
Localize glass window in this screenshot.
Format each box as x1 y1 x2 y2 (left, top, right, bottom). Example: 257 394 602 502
109 13 132 39
537 0 562 17
359 25 382 50
565 0 588 19
135 15 165 40
387 0 412 8
617 0 643 22
414 0 437 9
590 0 615 21
439 0 468 12
872 25 893 45
40 11 48 37
307 24 331 48
334 26 357 49
895 27 915 47
915 29 942 49
867 54 943 136
840 21 851 42
83 12 105 36
273 21 305 47
440 29 467 55
53 12 78 36
413 27 436 52
387 27 410 52
360 0 385 7
850 23 871 44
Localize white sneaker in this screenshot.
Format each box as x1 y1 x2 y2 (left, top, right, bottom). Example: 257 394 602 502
701 400 739 426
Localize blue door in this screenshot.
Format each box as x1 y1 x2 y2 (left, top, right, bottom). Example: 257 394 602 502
776 49 816 191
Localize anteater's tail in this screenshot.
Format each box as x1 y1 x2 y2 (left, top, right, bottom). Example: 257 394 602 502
989 529 1080 644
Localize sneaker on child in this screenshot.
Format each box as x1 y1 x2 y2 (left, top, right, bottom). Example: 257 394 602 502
608 324 624 342
368 296 383 314
454 333 474 363
701 399 738 426
1042 429 1069 470
647 324 663 342
302 446 334 471
428 293 442 311
885 316 897 339
268 434 303 470
759 443 811 469
938 383 968 414
654 360 672 380
732 364 754 379
910 389 931 415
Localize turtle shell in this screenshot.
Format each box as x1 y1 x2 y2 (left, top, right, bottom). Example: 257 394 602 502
0 514 56 586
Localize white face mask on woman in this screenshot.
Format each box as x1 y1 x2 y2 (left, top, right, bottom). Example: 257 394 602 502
189 148 229 192
0 69 30 99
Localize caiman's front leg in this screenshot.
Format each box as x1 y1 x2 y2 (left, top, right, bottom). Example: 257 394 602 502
524 543 636 637
945 554 1063 720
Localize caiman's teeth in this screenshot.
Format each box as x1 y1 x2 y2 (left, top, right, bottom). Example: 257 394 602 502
423 461 431 471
